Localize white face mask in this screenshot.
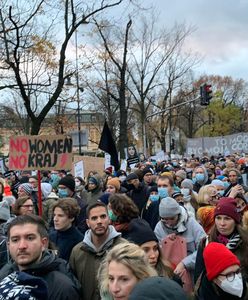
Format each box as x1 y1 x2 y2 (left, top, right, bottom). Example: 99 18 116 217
219 273 243 298
75 181 81 187
181 188 190 197
119 176 126 182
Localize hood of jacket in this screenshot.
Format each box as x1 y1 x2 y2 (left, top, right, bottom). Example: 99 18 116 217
82 225 121 254
162 206 189 234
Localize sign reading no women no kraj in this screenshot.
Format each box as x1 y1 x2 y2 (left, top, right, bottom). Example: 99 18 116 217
9 135 73 171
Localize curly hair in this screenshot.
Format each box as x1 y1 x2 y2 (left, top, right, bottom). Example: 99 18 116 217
109 194 139 223
52 198 80 219
98 242 157 299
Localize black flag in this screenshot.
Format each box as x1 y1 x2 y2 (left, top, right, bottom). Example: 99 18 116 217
99 121 120 171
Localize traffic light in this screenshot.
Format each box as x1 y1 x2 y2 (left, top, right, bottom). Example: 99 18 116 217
200 83 212 105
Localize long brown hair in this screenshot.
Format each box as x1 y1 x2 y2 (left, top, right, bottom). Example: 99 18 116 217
209 223 248 270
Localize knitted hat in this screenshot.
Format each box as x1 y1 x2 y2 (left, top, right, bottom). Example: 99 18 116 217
143 166 154 176
128 219 158 245
59 176 75 191
0 200 10 221
197 206 215 234
107 178 121 191
181 179 193 190
98 193 111 205
19 183 33 195
147 186 158 197
0 271 48 300
211 179 225 187
47 192 59 200
126 173 139 181
104 166 113 175
214 197 241 223
129 276 187 300
172 191 183 199
159 197 181 218
175 170 186 180
203 242 240 280
116 170 127 177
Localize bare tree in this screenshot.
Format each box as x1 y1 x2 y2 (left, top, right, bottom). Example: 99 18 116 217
0 0 130 135
126 17 199 153
92 19 132 158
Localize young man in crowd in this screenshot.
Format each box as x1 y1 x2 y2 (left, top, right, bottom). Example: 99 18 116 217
69 202 124 300
0 214 81 300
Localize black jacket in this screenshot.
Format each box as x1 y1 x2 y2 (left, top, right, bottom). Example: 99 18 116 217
0 250 81 300
127 183 149 214
49 226 84 261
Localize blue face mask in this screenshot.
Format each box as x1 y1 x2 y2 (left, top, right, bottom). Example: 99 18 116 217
158 187 168 199
51 173 59 181
218 190 225 197
150 194 160 202
195 173 205 182
58 188 68 198
223 181 230 188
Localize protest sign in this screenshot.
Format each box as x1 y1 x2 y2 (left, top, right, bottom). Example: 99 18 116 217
74 160 84 178
73 155 105 177
186 132 248 156
9 135 72 170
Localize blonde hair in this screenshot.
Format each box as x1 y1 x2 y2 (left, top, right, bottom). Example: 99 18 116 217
197 184 217 206
98 242 157 298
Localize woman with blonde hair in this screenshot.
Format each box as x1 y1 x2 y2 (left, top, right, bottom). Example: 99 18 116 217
98 241 157 300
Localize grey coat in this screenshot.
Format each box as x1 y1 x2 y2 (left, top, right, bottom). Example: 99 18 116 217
154 208 206 270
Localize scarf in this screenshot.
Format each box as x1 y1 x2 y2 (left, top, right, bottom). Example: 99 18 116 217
217 232 241 250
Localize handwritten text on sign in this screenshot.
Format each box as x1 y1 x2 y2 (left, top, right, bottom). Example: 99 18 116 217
9 135 73 170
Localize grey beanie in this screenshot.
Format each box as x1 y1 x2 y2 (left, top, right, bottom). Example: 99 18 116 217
129 276 187 300
175 170 186 180
159 197 181 218
181 179 193 190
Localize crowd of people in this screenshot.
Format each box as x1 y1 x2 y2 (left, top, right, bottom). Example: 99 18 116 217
0 152 248 299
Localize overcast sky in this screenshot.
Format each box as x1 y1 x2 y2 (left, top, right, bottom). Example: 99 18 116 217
145 0 248 80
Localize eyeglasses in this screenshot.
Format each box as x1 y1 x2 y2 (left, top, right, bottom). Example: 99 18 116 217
21 205 34 209
219 269 241 282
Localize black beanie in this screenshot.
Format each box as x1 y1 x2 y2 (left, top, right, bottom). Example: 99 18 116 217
147 186 158 197
129 276 187 300
127 219 158 245
59 176 75 192
142 166 154 176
